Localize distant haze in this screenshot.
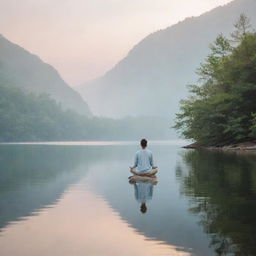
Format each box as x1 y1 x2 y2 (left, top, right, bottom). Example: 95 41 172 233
77 0 256 118
0 0 233 85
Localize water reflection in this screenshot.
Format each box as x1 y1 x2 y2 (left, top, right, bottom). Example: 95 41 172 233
129 177 157 214
0 144 126 232
0 145 85 231
177 149 256 255
0 143 223 255
0 183 190 256
85 146 212 255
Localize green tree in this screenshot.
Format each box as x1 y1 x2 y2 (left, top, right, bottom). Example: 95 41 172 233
174 15 256 146
231 13 253 43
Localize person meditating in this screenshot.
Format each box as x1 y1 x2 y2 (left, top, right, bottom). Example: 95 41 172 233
130 139 158 177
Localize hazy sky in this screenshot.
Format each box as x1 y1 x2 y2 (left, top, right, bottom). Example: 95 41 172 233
0 0 233 86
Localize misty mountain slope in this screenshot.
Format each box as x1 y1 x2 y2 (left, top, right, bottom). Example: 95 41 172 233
78 0 256 118
0 35 91 116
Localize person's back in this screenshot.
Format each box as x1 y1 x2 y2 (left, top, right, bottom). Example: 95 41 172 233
130 139 158 176
134 149 153 174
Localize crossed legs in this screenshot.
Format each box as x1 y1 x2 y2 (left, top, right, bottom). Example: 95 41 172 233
130 168 158 177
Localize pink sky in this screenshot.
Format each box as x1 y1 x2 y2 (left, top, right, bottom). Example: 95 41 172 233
0 0 233 86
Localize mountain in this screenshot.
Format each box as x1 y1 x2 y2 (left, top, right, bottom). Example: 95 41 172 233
77 0 256 119
0 35 91 116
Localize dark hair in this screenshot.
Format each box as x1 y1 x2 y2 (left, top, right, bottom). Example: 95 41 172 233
140 139 147 148
140 203 147 214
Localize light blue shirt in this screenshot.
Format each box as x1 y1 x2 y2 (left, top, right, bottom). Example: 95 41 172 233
132 149 155 174
134 182 153 203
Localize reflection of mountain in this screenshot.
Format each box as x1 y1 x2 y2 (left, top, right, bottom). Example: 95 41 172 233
0 146 90 231
0 35 91 116
0 145 134 231
78 0 256 118
177 150 256 255
86 146 212 255
4 145 256 255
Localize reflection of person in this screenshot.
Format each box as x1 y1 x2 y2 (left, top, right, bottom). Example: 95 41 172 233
129 139 158 177
133 180 156 214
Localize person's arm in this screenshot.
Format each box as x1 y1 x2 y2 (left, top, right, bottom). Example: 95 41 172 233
130 153 138 169
150 153 157 169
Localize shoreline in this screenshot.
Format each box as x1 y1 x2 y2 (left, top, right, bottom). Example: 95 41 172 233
183 141 256 152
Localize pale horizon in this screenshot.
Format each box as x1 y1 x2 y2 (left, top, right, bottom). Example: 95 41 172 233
0 0 233 86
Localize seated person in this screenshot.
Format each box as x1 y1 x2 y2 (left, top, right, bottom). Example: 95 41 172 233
129 139 158 177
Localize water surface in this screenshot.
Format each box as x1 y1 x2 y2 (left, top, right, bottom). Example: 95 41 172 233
0 142 255 255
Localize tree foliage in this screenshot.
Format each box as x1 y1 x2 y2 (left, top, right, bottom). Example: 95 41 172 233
174 15 256 146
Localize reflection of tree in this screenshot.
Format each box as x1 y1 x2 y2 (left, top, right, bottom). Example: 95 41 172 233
177 149 256 255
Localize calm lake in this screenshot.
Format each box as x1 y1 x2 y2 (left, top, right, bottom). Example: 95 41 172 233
0 141 256 256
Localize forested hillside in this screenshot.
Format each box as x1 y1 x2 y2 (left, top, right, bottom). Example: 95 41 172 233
0 84 172 142
78 0 256 119
0 35 91 116
174 15 256 146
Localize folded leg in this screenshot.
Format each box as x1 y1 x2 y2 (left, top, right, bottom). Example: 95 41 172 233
130 168 140 175
150 168 158 175
131 168 158 177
